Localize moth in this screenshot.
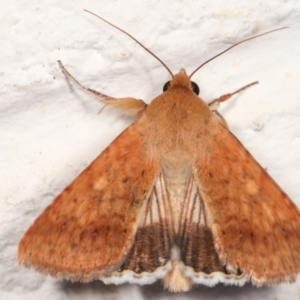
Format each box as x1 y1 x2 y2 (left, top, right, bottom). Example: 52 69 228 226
18 11 300 293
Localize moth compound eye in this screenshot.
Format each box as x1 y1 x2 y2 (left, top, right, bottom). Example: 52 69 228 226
191 81 200 95
163 81 170 92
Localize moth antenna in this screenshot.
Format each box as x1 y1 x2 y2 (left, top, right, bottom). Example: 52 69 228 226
84 9 174 78
189 27 288 79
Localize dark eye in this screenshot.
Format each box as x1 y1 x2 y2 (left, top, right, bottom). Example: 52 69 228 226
191 81 200 95
163 80 200 95
163 81 170 92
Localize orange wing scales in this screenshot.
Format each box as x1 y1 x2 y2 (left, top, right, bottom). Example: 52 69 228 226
18 118 160 282
195 123 300 285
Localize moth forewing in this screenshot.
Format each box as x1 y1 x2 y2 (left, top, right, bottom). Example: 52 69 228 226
18 119 161 282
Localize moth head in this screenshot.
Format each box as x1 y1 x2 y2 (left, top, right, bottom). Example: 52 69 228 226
163 69 200 95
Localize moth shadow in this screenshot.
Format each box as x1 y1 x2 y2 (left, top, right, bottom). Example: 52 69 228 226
57 280 123 298
57 280 272 300
144 282 275 299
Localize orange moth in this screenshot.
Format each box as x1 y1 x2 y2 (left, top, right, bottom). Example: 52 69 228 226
18 11 300 292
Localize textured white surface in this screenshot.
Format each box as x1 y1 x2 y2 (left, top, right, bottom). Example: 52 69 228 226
1 1 300 299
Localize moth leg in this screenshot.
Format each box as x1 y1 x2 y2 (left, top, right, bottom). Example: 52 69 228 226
58 60 148 117
208 81 259 127
208 81 259 110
